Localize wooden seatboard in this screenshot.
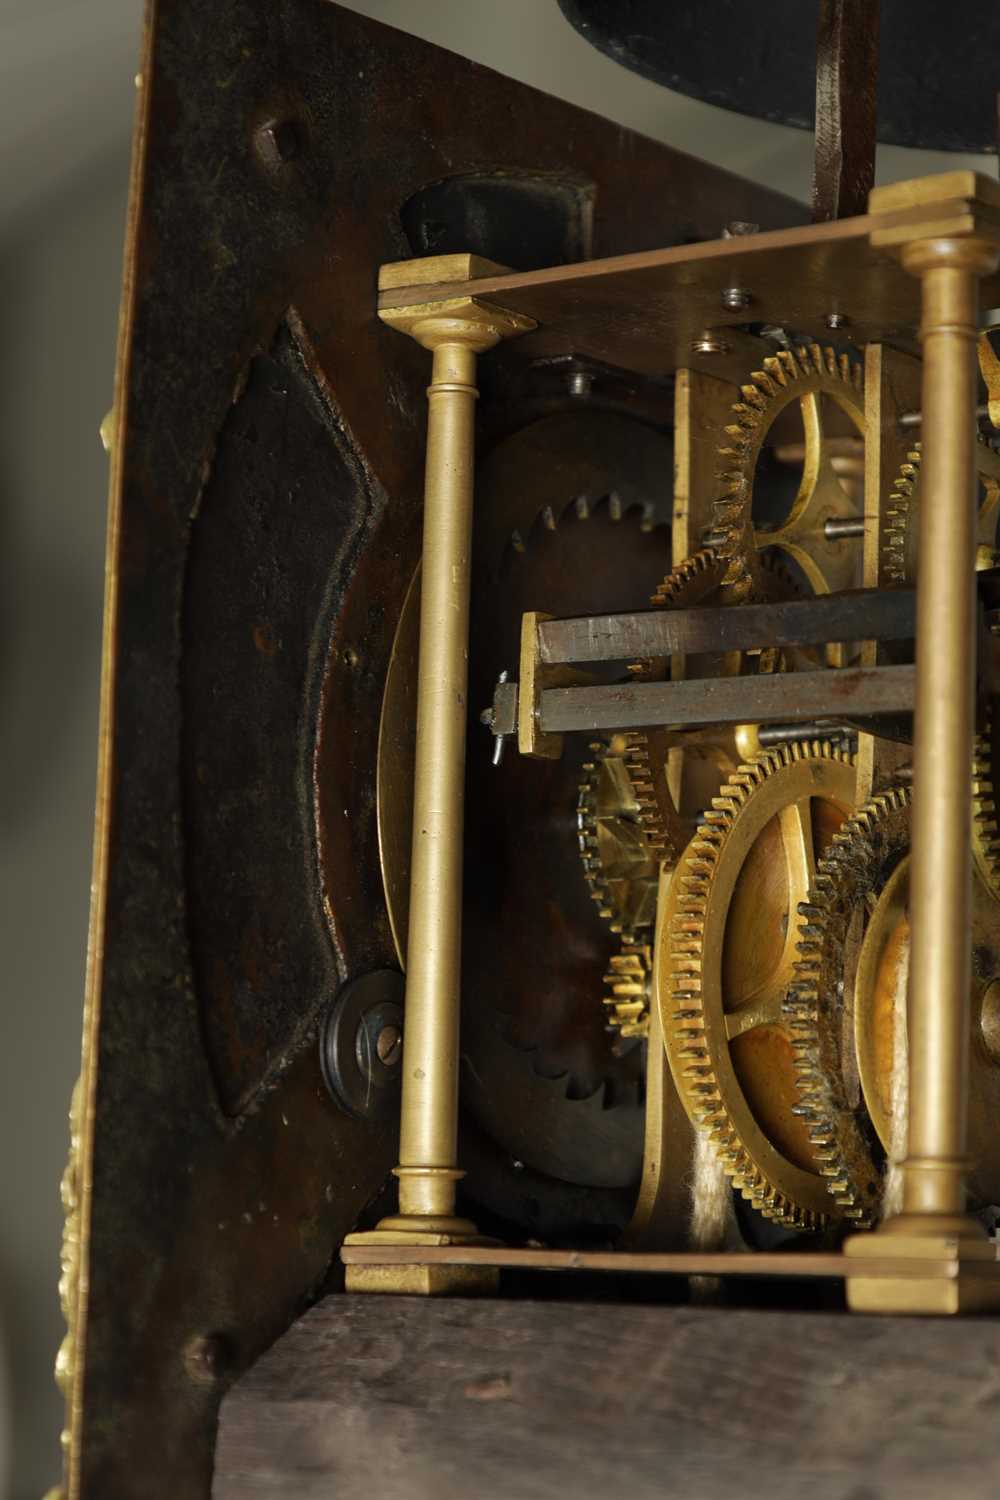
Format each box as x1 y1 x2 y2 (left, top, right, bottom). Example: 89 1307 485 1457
216 1294 1000 1500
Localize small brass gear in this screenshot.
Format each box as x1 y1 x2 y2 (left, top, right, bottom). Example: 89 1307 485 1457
973 720 1000 901
577 738 659 940
604 940 653 1040
787 777 1000 1222
657 740 858 1229
712 344 865 599
882 438 1000 584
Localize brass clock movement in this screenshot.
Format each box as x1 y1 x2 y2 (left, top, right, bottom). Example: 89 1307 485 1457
52 2 1000 1495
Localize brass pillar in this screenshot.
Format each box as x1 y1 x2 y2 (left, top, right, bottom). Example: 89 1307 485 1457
345 257 534 1294
846 224 1000 1313
897 238 990 1227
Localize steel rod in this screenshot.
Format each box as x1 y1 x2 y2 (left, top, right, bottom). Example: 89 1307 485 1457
823 515 867 540
538 663 915 734
536 588 916 666
899 401 990 429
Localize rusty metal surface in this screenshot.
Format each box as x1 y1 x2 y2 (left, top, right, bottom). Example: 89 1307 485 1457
75 1 808 1493
539 663 918 734
536 588 918 665
812 0 879 222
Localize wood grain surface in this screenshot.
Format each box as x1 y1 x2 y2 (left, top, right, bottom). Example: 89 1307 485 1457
215 1294 1000 1500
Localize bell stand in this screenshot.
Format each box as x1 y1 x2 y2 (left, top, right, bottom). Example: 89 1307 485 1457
343 174 1000 1312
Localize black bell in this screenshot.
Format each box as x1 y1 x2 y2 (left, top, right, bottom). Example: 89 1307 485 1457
558 0 999 153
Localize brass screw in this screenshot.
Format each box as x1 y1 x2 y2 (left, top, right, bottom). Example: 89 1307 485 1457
376 1024 403 1067
691 331 731 357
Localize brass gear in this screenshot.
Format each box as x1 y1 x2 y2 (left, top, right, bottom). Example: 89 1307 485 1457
787 776 1000 1222
712 344 865 599
658 740 858 1230
577 736 659 940
973 719 1000 901
595 545 782 1040
604 940 653 1040
883 438 1000 584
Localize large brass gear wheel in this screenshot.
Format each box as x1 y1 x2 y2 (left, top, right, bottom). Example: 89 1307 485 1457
883 437 1000 584
712 344 865 599
658 740 858 1229
787 778 1000 1223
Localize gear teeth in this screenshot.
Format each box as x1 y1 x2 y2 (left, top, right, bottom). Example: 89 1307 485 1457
883 438 1000 586
709 344 863 590
603 942 653 1039
661 742 860 1231
577 739 658 950
973 717 1000 901
501 483 673 1100
786 782 925 1228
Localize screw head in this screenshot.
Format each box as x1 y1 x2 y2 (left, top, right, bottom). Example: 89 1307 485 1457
826 311 850 330
722 220 759 238
376 1023 402 1067
721 286 752 311
690 331 731 357
568 369 593 399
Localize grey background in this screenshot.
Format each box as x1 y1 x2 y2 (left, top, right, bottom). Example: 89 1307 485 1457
0 2 987 1495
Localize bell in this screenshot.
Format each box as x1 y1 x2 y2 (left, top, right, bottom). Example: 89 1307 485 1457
558 0 1000 153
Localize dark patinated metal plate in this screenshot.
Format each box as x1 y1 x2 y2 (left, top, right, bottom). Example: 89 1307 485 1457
64 2 806 1494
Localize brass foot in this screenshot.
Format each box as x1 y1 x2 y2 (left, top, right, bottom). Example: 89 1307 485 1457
845 1219 1000 1314
345 1263 499 1296
342 1225 500 1296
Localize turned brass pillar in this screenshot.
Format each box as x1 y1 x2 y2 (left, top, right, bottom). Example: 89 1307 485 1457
848 176 1000 1312
345 256 534 1293
896 236 994 1227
